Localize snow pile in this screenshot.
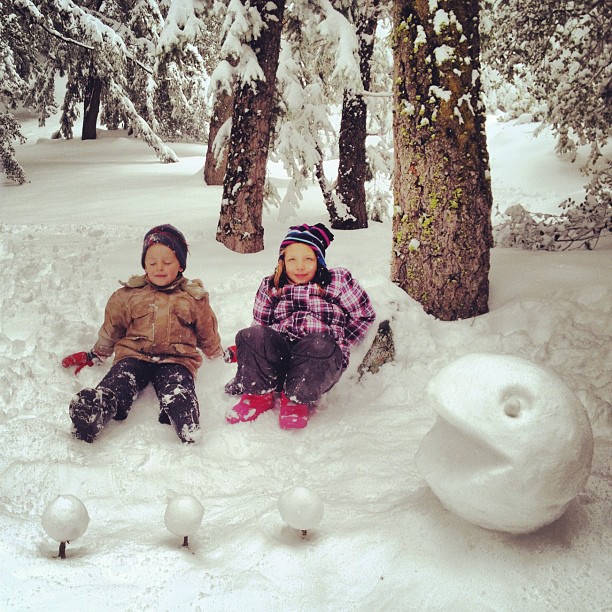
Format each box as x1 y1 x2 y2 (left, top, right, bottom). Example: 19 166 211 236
0 115 610 611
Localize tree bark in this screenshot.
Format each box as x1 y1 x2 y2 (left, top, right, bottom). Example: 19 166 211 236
390 0 493 320
216 0 286 253
204 86 232 185
334 90 369 229
82 76 102 140
334 2 380 230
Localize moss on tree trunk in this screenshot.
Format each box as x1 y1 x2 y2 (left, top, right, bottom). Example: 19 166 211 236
390 0 493 320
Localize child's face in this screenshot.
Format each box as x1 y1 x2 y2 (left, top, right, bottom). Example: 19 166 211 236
144 243 182 287
283 242 317 285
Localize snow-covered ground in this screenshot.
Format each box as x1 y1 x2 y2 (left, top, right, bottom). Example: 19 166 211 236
0 114 610 611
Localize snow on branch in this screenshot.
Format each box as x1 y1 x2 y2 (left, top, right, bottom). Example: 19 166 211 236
315 0 362 91
0 112 27 184
219 0 267 87
211 117 232 162
209 60 235 98
14 0 153 75
107 81 179 164
494 165 611 251
158 0 205 55
0 25 26 104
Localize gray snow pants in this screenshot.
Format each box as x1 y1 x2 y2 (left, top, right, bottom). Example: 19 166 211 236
69 357 199 443
226 326 343 405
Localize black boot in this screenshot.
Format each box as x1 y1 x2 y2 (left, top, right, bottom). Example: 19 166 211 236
69 387 117 442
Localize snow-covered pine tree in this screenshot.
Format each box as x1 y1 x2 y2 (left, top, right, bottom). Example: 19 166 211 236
0 114 27 185
8 0 177 162
482 0 611 250
216 0 286 253
206 0 395 228
4 0 221 175
363 13 394 224
108 0 165 136
273 4 342 222
204 1 237 186
271 0 393 226
391 0 493 320
153 0 220 142
0 4 28 184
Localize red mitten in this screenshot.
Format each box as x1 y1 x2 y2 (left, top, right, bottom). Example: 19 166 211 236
62 351 95 375
223 345 237 363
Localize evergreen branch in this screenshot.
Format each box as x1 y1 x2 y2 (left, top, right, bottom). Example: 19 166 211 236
107 80 178 164
15 0 153 75
32 19 95 52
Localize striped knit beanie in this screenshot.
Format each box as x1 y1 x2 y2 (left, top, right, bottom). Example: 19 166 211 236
279 223 334 268
141 224 189 270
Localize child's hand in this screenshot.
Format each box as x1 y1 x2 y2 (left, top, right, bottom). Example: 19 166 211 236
204 347 225 360
61 351 99 375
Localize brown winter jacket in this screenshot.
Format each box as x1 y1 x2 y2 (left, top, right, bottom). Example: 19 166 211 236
93 274 222 376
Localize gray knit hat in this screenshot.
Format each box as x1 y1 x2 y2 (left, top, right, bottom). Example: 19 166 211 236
141 224 188 270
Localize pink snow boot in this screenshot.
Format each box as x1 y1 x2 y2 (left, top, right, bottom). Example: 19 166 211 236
226 392 274 424
279 392 311 430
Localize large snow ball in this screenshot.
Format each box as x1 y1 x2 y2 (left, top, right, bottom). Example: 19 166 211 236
164 494 204 537
278 486 324 531
415 353 594 533
41 495 90 543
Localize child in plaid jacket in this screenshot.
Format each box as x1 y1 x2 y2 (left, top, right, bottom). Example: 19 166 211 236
225 223 375 430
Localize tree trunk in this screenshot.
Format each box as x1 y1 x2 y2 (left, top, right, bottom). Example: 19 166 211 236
390 0 493 320
333 2 380 230
334 90 369 229
82 76 102 140
216 0 286 254
204 87 233 185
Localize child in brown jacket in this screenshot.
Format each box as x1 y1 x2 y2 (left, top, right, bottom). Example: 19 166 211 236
62 224 222 443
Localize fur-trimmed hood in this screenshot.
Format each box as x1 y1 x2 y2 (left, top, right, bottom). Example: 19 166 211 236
119 274 209 300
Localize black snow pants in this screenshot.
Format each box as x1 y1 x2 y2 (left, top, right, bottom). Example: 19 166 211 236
226 326 343 405
69 357 200 443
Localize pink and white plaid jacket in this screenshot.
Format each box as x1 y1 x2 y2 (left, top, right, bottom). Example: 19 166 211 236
252 267 375 369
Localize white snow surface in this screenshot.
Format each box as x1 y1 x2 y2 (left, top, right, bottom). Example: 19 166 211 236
0 114 610 611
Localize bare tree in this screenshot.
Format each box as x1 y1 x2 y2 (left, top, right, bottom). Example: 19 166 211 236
390 0 493 320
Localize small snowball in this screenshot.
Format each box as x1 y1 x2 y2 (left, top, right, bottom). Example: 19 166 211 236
278 486 324 531
41 495 90 543
164 494 204 536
